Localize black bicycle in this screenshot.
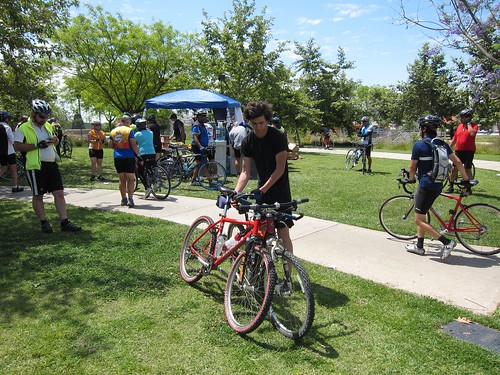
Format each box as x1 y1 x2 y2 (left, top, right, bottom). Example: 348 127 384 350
60 134 73 158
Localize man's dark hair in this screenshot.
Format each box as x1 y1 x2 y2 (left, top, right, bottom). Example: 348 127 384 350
243 101 273 122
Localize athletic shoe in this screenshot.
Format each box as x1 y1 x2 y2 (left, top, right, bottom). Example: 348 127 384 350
441 240 457 260
128 198 135 208
144 188 152 199
405 244 425 255
444 186 454 194
41 221 53 233
90 174 96 181
97 175 105 181
61 221 82 232
191 180 201 186
367 169 372 173
121 198 128 206
12 186 24 193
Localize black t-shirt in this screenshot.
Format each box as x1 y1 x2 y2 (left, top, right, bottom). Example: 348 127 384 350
147 122 161 148
240 126 291 204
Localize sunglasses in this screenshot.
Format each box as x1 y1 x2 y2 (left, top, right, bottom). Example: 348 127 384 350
36 114 49 120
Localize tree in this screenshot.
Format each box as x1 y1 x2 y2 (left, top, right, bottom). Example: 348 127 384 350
294 39 358 134
396 0 499 121
0 0 78 115
396 43 462 127
201 0 292 106
353 85 403 127
56 5 196 116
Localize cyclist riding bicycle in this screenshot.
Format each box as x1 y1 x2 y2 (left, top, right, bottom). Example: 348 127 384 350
406 114 470 259
358 116 374 173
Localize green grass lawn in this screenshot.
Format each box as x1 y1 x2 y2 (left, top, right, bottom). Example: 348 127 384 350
1 146 499 374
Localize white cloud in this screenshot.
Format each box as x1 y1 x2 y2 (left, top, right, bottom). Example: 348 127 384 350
326 3 377 18
330 17 344 23
297 17 323 26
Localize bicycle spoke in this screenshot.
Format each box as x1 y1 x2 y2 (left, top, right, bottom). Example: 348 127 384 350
455 203 499 255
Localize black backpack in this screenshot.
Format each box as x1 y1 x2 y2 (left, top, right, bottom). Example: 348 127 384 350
0 124 8 157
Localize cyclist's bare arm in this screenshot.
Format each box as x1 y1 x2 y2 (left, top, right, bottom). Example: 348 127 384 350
408 159 418 182
235 156 252 192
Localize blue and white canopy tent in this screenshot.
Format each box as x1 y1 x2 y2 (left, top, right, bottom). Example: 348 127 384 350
144 88 243 124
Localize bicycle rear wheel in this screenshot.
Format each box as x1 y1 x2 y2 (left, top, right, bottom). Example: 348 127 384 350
454 203 499 255
224 245 276 335
62 140 73 158
269 247 314 340
344 149 356 170
179 216 215 284
379 195 428 240
150 165 171 200
198 161 227 190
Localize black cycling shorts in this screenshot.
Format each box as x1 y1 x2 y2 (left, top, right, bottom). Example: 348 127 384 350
414 186 441 215
455 150 474 169
26 161 64 196
0 153 16 166
89 149 104 159
114 158 136 174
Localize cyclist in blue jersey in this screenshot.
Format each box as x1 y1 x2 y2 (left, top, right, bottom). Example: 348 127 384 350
358 116 374 173
134 118 156 198
406 115 469 259
190 109 210 186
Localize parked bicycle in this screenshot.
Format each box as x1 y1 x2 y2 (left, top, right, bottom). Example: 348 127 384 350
60 134 73 158
159 145 226 190
180 188 277 335
234 195 314 340
345 142 372 174
180 187 313 339
379 169 499 255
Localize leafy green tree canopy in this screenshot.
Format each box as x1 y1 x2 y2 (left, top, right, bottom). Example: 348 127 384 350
56 5 196 115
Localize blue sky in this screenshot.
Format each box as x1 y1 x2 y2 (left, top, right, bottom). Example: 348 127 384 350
74 0 459 86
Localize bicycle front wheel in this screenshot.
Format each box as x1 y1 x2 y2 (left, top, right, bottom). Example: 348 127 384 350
179 216 215 284
269 248 314 340
344 149 356 170
454 203 499 255
379 195 427 240
224 245 276 335
159 158 183 189
63 141 73 158
198 161 227 190
150 165 171 200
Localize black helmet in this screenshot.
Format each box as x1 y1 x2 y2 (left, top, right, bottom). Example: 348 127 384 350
361 116 370 122
147 115 156 121
48 118 56 123
417 114 441 129
271 116 280 125
0 111 12 121
32 99 52 115
459 108 473 119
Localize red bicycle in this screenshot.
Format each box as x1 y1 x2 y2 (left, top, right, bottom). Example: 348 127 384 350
379 170 499 256
180 187 276 335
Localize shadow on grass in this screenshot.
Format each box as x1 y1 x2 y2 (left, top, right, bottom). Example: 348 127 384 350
0 202 178 332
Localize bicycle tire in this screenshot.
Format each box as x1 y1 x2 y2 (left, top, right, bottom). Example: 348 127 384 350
150 165 171 200
344 149 356 170
62 140 73 158
0 158 23 181
134 164 140 191
379 195 430 240
224 245 276 335
269 247 314 340
160 158 183 189
179 216 215 284
454 203 499 255
443 163 476 188
197 161 227 190
361 150 366 174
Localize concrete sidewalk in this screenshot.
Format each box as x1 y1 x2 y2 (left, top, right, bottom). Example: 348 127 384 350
301 147 500 172
1 186 498 315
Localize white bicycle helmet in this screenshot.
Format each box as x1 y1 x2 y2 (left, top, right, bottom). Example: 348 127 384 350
32 99 52 115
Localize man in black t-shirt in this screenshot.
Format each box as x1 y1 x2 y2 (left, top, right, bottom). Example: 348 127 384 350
235 101 293 253
147 115 162 160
